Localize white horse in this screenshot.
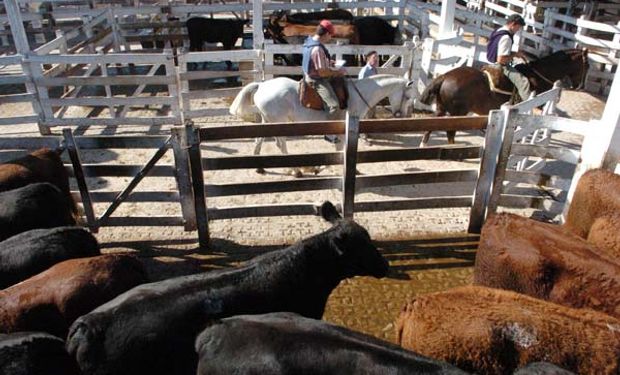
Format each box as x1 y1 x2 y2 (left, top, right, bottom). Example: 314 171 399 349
229 74 415 175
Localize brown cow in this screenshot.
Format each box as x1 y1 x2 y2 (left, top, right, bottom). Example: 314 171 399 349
474 213 620 319
278 22 359 43
396 285 620 375
587 213 620 258
564 168 620 238
0 148 77 216
0 254 147 338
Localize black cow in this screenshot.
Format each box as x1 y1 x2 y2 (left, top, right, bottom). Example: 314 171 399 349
0 332 80 375
66 201 389 375
186 17 249 70
0 227 100 289
196 312 469 375
353 16 401 45
0 148 77 217
0 183 76 242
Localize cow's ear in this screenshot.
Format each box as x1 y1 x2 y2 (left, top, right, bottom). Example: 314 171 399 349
320 201 341 224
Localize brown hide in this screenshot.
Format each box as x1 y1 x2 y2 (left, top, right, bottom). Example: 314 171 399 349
0 254 147 338
0 148 77 215
565 169 620 238
396 285 620 375
474 213 620 319
279 22 359 43
588 214 620 258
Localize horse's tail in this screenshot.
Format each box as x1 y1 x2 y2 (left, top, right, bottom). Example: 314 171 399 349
229 82 261 121
419 74 445 105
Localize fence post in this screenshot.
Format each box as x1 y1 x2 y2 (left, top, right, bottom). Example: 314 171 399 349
62 128 97 232
487 106 517 215
342 113 360 219
165 48 182 125
468 110 506 233
171 126 197 231
185 122 209 247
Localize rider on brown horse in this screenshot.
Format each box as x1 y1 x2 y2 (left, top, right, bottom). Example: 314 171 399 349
487 14 532 102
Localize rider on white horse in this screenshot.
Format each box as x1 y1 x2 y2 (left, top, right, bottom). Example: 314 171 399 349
302 20 347 120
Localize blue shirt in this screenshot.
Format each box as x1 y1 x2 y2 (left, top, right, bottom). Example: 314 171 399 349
358 64 377 79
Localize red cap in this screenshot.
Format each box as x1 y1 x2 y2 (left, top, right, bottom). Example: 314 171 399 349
319 19 335 35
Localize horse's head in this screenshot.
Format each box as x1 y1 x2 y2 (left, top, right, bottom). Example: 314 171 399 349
530 48 589 90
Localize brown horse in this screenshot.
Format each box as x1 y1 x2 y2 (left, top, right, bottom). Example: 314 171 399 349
419 48 589 146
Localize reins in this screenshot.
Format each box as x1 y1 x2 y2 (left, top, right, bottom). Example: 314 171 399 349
350 80 373 111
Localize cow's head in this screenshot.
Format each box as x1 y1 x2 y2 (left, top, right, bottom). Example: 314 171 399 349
320 201 389 278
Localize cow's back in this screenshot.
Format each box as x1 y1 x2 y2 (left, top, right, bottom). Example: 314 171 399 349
565 168 620 237
0 183 76 241
396 285 620 375
0 254 146 337
0 149 76 214
0 332 80 375
0 227 100 289
353 17 397 45
196 313 468 375
474 213 620 318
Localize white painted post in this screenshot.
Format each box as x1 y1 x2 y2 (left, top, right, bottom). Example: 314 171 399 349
438 0 456 37
4 0 30 54
562 68 620 220
252 0 263 49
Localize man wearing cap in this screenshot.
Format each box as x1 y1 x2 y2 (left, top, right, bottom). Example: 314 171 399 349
487 14 532 102
302 19 346 120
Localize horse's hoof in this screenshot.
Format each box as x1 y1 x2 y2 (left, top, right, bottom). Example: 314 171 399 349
256 168 265 174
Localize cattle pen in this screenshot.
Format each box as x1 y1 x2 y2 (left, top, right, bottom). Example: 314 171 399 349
1 0 620 350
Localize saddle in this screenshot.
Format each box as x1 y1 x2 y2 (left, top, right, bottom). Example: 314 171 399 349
299 76 348 111
481 65 514 95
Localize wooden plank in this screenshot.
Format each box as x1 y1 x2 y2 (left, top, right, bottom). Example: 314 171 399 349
63 129 97 231
207 203 320 220
43 96 176 107
0 137 61 149
356 169 479 189
206 177 341 197
75 136 169 149
171 126 197 231
184 87 242 100
199 116 488 140
180 70 253 80
44 116 179 127
35 75 175 86
204 152 342 171
0 115 39 125
357 146 482 163
468 110 506 233
342 114 360 218
0 93 36 103
68 165 174 177
355 196 472 212
86 191 180 202
102 216 185 226
26 53 169 65
0 75 30 85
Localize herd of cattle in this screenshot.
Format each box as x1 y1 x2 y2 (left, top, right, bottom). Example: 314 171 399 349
0 147 619 374
168 9 401 69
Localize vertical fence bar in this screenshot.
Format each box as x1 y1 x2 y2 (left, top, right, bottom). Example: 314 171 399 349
487 106 518 215
171 126 197 231
468 110 506 233
62 128 97 232
342 113 360 219
164 48 182 124
185 123 209 247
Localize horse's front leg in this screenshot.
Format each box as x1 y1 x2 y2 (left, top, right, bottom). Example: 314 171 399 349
254 137 265 174
420 131 432 148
